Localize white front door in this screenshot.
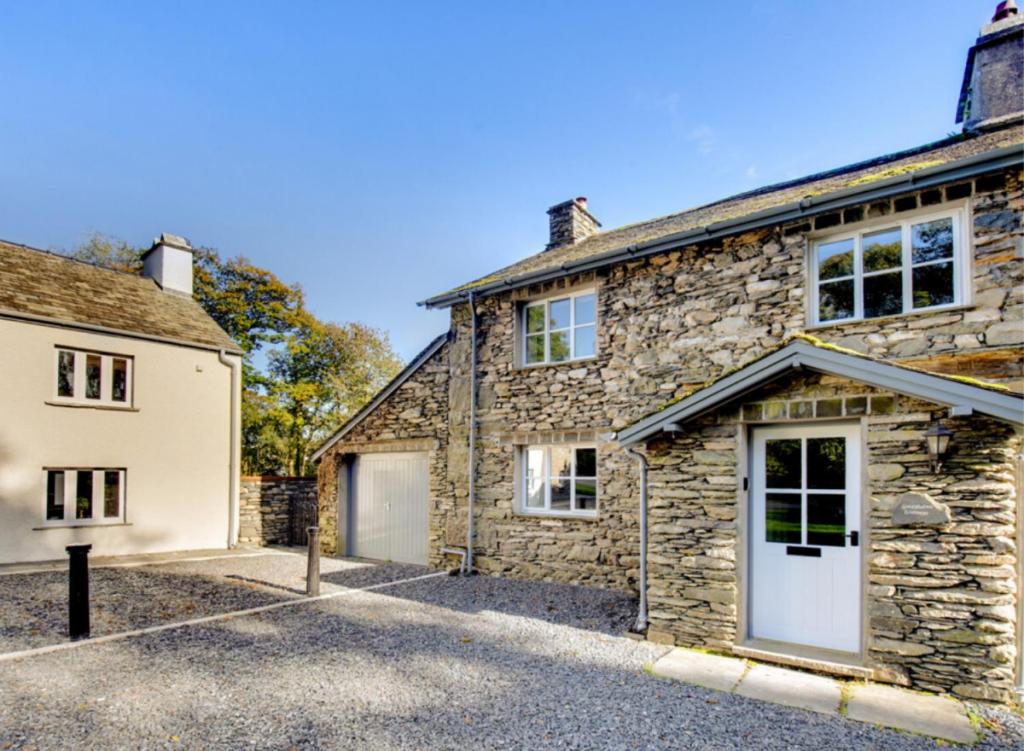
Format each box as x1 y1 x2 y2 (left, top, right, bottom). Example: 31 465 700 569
352 452 428 565
749 423 861 653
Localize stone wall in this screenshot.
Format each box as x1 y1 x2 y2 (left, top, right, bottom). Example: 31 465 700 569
316 339 457 565
443 167 1021 592
642 372 1022 703
238 476 317 546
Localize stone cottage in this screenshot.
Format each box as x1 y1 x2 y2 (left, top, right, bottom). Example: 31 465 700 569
316 7 1024 701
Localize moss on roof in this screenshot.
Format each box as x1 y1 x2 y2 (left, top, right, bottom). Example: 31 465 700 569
427 124 1023 305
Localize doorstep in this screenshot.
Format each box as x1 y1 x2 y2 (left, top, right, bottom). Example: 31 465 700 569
649 647 978 745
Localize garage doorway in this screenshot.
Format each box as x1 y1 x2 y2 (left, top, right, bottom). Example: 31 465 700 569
350 452 428 565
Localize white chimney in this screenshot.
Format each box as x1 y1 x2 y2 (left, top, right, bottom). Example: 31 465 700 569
142 233 194 295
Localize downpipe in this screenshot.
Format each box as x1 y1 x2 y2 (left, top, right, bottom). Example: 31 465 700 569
218 349 241 548
466 292 478 575
626 447 648 634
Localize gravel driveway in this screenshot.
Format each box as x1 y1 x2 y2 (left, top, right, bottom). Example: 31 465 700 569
0 550 425 652
0 554 1021 750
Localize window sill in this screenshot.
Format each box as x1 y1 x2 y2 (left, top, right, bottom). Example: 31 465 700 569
33 522 132 530
45 401 139 412
514 510 599 521
805 303 973 332
516 355 599 372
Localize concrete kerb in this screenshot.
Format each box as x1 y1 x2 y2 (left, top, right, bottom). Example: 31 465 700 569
651 647 979 745
0 570 450 664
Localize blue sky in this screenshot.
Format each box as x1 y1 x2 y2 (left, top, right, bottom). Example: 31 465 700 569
0 1 998 360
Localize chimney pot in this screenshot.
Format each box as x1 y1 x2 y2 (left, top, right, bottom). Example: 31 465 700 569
142 232 194 295
546 197 601 250
994 0 1018 22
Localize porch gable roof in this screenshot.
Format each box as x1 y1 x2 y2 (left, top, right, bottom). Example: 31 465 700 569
616 337 1024 445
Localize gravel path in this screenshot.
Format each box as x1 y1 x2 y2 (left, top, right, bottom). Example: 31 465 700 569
1 564 1021 750
0 550 428 651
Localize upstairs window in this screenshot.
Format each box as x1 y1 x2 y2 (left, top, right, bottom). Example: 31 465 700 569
523 290 597 365
54 348 133 406
812 208 966 325
44 468 126 525
521 445 598 516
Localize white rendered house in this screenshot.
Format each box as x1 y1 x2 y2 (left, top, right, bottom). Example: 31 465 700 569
0 234 242 564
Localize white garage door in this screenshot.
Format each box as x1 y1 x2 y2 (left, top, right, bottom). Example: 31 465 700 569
352 452 428 565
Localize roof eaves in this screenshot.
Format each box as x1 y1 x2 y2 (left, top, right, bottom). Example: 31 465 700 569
617 340 1024 445
0 307 244 355
421 143 1024 309
310 332 449 463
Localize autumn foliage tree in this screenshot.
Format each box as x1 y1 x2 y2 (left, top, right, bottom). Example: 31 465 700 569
67 234 401 476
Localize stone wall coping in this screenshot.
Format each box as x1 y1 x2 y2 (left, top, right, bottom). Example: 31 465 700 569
241 475 317 482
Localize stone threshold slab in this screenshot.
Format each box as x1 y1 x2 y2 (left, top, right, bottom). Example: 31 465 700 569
650 647 978 745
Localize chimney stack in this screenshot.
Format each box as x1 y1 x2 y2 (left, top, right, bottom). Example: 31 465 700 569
546 196 601 250
956 1 1023 131
142 233 194 295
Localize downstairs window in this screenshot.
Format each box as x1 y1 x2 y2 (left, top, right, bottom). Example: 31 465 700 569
521 445 597 516
44 468 126 525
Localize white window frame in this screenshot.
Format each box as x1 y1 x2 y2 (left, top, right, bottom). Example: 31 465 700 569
52 347 134 407
519 444 598 517
809 205 970 326
521 289 598 366
43 468 127 527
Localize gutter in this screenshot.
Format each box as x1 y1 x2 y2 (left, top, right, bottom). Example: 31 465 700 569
625 447 648 633
421 145 1023 309
218 349 242 548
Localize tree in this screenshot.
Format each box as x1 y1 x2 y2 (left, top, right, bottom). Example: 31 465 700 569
63 233 401 477
192 248 304 359
269 315 402 476
66 232 143 273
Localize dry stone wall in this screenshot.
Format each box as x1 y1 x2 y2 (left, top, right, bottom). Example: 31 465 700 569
238 476 316 546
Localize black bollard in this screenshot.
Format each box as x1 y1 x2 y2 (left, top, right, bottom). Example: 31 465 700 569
66 543 92 640
306 526 320 597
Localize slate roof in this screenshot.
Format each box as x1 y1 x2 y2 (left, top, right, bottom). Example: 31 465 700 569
424 123 1024 307
0 239 241 352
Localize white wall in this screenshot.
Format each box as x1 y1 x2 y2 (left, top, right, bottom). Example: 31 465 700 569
0 317 239 563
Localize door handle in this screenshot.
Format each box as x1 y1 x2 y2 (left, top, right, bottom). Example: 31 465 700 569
846 530 859 547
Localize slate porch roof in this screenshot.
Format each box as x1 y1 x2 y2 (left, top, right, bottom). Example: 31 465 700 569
0 239 241 353
617 335 1024 445
423 122 1024 308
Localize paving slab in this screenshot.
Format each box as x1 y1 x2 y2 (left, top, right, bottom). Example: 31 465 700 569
735 662 842 715
650 648 747 692
846 682 977 745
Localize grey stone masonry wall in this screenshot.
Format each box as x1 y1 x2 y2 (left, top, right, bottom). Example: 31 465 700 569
316 341 456 564
643 372 1022 703
442 166 1022 593
238 476 317 546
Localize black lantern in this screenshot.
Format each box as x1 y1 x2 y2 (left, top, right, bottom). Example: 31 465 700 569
926 423 954 473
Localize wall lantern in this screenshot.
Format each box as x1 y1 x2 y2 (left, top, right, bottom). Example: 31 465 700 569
926 423 954 473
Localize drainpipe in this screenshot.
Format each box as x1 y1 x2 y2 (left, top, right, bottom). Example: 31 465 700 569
466 292 478 574
1016 440 1023 700
626 447 648 633
218 349 241 548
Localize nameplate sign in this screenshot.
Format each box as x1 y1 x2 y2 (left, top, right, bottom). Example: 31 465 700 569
892 492 951 526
